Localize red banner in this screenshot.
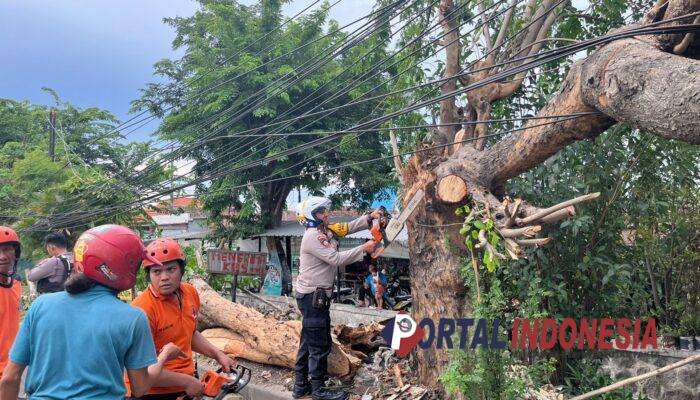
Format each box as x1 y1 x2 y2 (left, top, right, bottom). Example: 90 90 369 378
207 250 267 275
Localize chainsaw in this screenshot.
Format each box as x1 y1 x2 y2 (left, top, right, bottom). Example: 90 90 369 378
177 365 252 400
369 189 425 259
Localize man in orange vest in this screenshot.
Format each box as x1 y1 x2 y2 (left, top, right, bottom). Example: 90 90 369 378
0 226 22 381
126 238 237 400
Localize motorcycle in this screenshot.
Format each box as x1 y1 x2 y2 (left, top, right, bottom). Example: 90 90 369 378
384 275 412 311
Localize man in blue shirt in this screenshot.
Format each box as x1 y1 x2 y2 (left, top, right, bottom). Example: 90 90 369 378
0 225 184 400
362 264 387 309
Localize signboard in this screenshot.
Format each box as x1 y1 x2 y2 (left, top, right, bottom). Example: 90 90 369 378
207 250 267 276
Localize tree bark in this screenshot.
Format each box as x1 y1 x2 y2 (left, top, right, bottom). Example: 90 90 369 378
403 153 470 389
262 181 292 228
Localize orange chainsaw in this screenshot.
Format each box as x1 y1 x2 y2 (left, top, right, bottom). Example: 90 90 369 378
370 206 391 259
370 189 425 259
177 365 251 400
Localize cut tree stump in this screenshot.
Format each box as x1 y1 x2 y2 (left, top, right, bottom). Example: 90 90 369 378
191 277 363 380
436 175 468 203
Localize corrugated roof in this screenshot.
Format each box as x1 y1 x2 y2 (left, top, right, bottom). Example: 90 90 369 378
151 213 190 225
253 220 408 245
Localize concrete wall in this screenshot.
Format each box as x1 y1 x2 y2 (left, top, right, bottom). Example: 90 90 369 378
600 348 699 399
235 292 396 327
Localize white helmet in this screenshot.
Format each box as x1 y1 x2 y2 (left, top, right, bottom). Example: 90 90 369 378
297 196 331 228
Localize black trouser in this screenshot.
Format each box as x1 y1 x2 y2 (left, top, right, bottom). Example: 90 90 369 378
295 292 332 386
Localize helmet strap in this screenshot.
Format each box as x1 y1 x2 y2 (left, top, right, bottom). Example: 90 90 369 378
0 261 16 288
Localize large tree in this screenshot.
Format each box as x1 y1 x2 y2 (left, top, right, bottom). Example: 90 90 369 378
134 0 397 243
396 0 700 391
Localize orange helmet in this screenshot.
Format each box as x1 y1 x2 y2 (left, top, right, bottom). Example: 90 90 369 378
0 226 21 258
73 224 161 291
143 238 185 270
0 226 21 288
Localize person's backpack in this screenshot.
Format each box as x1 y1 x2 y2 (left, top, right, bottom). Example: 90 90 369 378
36 254 72 294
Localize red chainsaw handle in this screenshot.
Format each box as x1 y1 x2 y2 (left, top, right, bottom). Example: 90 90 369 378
371 246 385 259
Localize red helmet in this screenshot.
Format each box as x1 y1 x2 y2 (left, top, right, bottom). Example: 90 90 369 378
0 226 21 258
73 224 161 291
143 238 185 268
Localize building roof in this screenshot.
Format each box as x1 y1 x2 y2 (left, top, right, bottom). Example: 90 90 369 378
281 208 360 221
151 213 191 225
146 197 205 217
253 219 408 245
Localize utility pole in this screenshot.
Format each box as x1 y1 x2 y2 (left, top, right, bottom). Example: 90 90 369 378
169 144 175 211
48 109 56 161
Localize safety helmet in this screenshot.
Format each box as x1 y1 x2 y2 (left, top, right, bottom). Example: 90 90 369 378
0 226 20 288
73 224 161 291
143 238 186 272
297 196 331 228
0 226 21 258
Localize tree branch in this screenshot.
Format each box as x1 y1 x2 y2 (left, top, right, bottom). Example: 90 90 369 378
437 0 463 145
516 193 600 225
389 130 405 185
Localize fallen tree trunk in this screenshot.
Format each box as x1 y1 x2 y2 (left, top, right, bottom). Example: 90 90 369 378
191 277 363 380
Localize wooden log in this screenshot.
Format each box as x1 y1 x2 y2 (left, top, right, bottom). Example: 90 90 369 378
436 175 468 203
191 277 361 379
334 322 384 348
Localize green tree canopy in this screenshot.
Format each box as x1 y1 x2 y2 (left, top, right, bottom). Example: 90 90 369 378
133 0 397 242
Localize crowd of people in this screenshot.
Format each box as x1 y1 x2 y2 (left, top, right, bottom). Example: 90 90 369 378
0 225 234 400
0 197 383 400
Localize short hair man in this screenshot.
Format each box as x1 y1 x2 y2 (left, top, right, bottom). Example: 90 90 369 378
26 232 72 294
125 238 237 400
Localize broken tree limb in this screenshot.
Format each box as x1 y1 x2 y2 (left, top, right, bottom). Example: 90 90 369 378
190 277 361 379
539 205 576 224
503 238 521 259
436 175 468 203
516 193 600 225
570 354 700 400
499 225 541 238
516 237 553 247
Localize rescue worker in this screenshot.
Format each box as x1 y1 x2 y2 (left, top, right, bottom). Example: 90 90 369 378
0 227 22 381
26 231 72 294
125 238 237 400
293 197 381 400
0 225 184 400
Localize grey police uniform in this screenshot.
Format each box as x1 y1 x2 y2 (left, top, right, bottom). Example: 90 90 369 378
294 215 371 389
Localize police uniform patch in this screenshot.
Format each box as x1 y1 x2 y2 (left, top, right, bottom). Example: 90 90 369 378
317 235 330 247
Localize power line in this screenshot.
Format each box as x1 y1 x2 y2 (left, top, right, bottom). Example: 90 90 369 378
27 0 412 221
21 112 590 230
21 20 700 229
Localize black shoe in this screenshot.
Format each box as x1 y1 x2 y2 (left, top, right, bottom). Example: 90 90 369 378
293 381 312 399
311 387 348 400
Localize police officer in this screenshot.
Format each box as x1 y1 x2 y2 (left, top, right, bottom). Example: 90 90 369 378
293 197 381 400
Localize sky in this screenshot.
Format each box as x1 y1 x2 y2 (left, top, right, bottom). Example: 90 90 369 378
0 0 374 142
